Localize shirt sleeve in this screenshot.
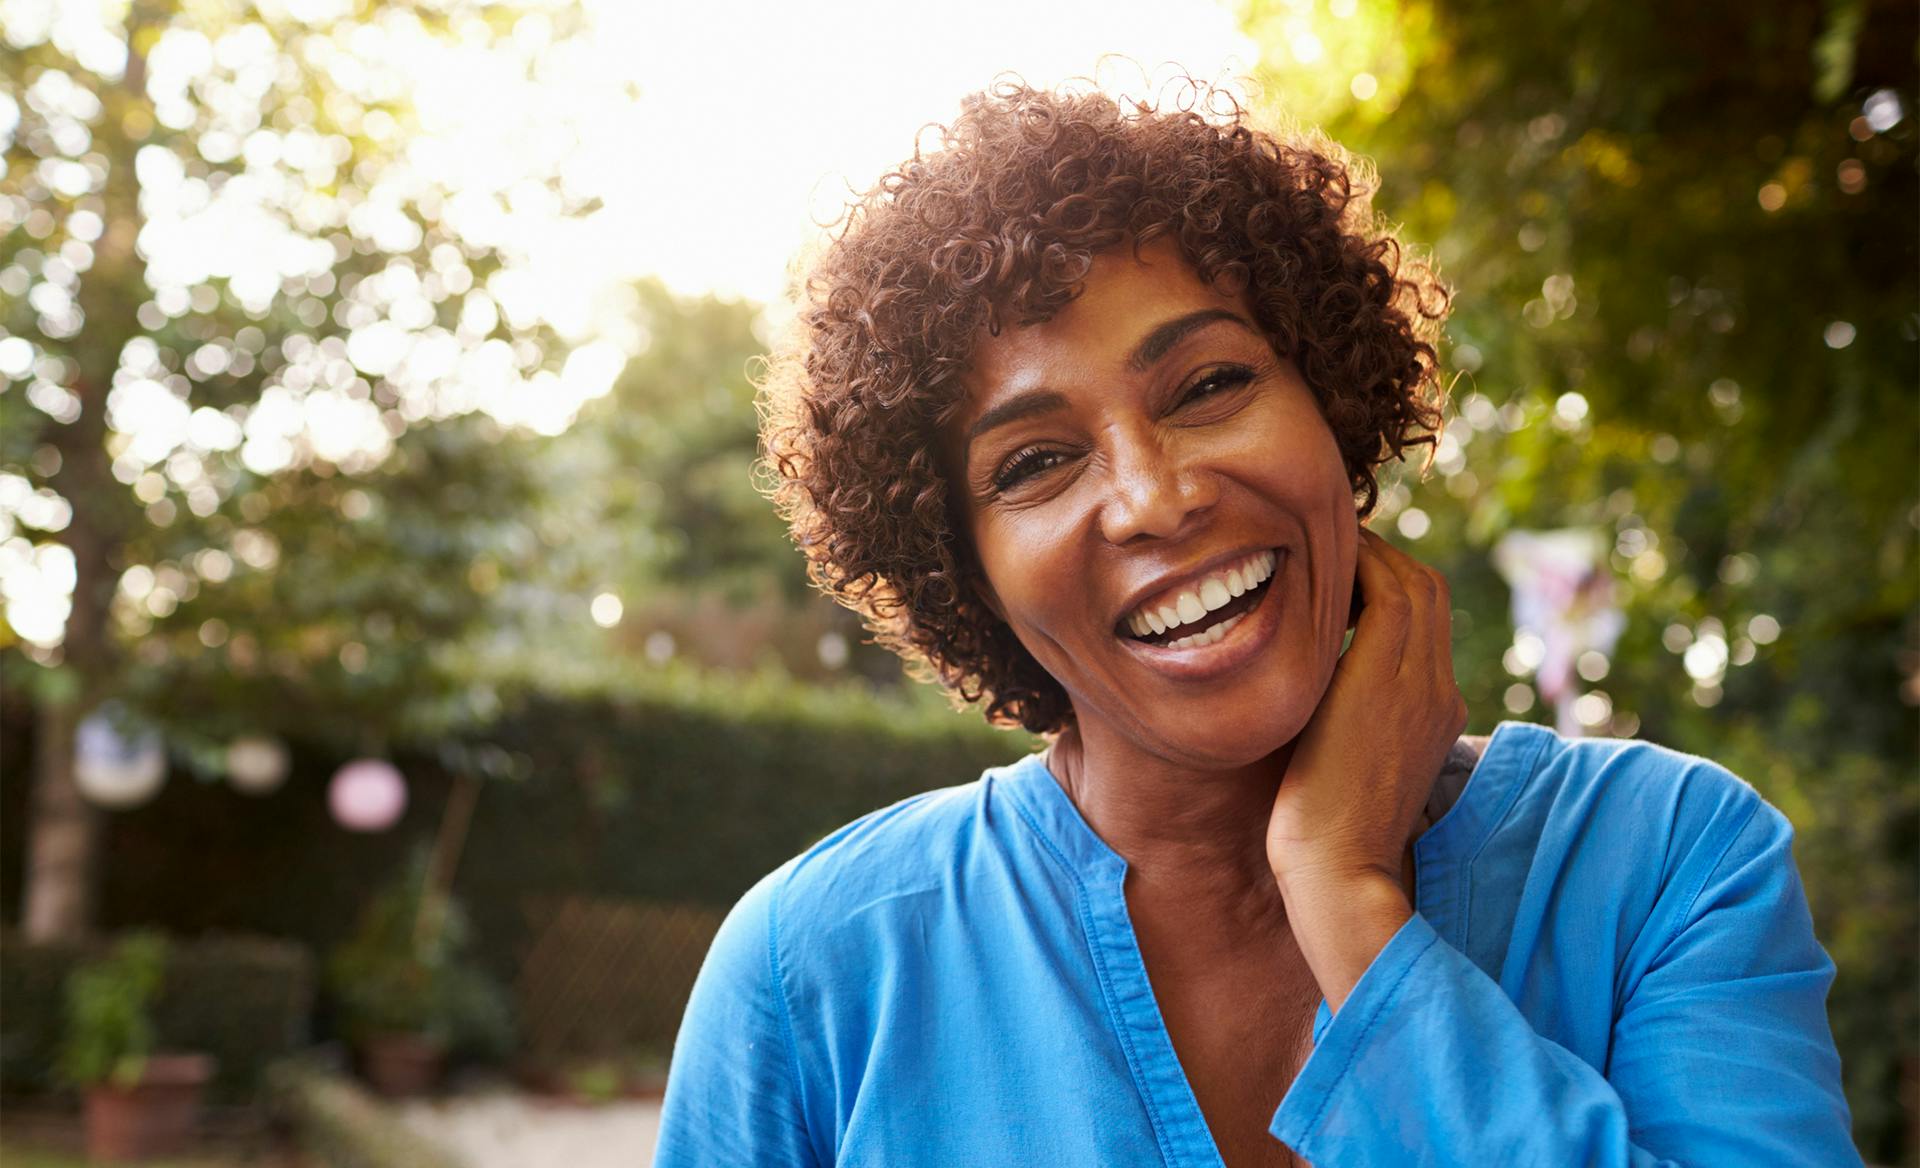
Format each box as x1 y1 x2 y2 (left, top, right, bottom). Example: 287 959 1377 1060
654 866 821 1168
1268 796 1860 1166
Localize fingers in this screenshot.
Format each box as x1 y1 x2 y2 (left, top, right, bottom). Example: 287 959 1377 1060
1356 529 1457 687
1351 529 1412 661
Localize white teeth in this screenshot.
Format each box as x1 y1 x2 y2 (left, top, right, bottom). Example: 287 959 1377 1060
1121 549 1280 637
1175 592 1205 624
1164 611 1245 650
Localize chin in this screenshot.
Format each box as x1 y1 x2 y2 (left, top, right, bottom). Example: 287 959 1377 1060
1127 688 1321 772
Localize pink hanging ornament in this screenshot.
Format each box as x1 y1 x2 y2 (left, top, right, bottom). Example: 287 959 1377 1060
328 758 407 832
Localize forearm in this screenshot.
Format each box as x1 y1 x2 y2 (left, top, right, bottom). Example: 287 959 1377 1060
1275 870 1412 1012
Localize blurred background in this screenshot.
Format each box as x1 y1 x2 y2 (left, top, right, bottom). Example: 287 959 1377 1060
1 0 1913 1165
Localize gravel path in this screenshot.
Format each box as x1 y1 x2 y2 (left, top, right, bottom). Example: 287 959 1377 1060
397 1091 660 1168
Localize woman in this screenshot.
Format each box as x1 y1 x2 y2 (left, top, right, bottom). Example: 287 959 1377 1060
654 81 1857 1166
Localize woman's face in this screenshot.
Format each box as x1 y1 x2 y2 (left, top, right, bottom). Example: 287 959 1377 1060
947 239 1360 768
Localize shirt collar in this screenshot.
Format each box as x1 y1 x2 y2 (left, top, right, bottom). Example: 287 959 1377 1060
993 720 1553 884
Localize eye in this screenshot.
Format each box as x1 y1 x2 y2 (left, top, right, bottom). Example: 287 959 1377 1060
992 446 1070 490
1178 364 1258 407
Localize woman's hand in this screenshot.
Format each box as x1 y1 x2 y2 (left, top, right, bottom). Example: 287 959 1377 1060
1267 526 1469 1008
1266 527 1468 886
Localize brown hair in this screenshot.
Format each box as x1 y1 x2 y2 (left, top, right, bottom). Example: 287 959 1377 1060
759 78 1450 734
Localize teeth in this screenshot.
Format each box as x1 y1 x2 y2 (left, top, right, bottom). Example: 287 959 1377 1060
1246 551 1273 585
1164 611 1245 650
1175 592 1205 624
1122 549 1279 636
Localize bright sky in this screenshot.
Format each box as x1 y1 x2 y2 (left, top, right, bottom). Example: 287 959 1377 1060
1 0 1269 649
586 0 1259 304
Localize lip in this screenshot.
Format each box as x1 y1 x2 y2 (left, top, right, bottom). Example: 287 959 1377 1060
1110 544 1284 632
1118 548 1288 682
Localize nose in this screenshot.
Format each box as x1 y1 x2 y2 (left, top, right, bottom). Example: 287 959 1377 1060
1097 427 1214 546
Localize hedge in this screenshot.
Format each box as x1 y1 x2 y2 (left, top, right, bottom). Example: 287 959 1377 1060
0 666 1033 1036
0 931 313 1101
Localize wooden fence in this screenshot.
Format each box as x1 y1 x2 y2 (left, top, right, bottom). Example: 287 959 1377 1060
515 896 723 1069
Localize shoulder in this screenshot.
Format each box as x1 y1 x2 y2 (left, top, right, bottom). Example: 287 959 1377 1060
1444 721 1770 855
1446 724 1814 996
1479 721 1790 928
1512 723 1771 843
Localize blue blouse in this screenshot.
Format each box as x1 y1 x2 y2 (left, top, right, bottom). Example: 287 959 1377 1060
655 721 1859 1166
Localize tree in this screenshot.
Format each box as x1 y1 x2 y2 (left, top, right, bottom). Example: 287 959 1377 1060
0 0 606 940
467 278 913 691
1239 0 1917 1155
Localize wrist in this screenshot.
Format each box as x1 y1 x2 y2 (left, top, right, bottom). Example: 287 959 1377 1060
1275 871 1414 1012
1270 855 1404 904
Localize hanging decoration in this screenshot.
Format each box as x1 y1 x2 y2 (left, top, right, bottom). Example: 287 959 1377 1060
327 758 408 832
225 735 291 795
73 707 167 809
1492 528 1626 736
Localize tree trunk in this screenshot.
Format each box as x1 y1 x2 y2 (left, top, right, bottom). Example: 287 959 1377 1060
17 8 154 941
21 696 96 941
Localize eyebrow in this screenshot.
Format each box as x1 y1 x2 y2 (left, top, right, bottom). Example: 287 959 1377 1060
964 308 1257 448
965 388 1070 444
1126 308 1254 371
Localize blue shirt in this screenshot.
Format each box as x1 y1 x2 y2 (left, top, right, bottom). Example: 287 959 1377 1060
655 721 1858 1166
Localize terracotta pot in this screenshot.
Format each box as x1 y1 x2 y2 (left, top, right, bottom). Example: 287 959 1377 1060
84 1051 215 1163
359 1032 446 1096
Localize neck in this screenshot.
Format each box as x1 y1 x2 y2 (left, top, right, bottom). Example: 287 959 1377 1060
1046 721 1296 939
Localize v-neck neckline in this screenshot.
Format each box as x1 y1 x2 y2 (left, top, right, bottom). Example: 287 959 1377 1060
996 721 1550 1168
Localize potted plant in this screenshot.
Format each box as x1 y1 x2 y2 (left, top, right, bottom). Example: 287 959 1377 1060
58 931 216 1163
327 858 512 1096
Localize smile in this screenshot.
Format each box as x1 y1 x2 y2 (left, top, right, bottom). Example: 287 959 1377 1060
1115 549 1278 648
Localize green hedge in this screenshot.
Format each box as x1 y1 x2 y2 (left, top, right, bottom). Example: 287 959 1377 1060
0 931 313 1101
445 668 1032 991
463 665 1033 906
0 667 1032 1047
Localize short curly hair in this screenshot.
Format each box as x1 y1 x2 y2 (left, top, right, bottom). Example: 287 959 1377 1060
758 78 1450 735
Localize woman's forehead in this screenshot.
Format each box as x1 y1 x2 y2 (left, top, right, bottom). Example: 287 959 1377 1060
957 240 1250 406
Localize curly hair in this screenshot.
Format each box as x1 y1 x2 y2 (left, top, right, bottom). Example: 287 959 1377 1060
758 78 1450 735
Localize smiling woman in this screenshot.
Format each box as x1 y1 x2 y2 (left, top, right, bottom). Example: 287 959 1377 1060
654 80 1860 1167
758 82 1445 737
945 241 1368 772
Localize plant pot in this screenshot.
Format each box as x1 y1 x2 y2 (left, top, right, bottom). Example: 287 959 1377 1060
83 1051 215 1163
359 1032 446 1097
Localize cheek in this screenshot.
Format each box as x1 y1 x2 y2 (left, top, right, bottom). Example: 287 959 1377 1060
967 507 1046 624
1236 414 1351 524
974 513 1079 639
